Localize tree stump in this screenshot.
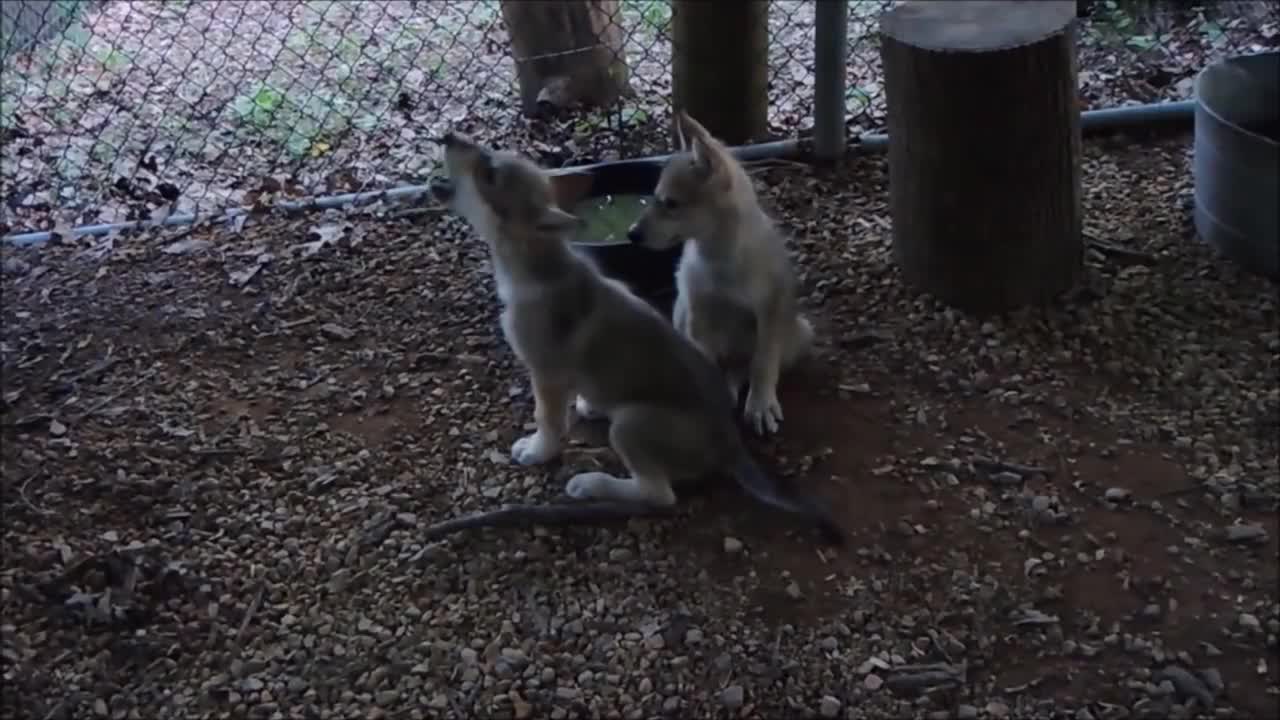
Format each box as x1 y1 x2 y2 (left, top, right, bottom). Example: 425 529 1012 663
501 1 633 116
880 1 1083 313
672 1 769 146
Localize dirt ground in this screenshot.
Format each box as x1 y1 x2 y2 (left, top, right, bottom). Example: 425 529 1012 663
2 134 1277 719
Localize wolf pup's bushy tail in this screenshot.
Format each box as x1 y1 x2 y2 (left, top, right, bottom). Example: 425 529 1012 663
732 453 845 545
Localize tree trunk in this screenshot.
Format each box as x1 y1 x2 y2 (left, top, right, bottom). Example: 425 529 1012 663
500 0 632 116
880 0 1084 314
671 0 769 146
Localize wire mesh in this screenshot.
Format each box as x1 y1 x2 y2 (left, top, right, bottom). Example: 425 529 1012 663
844 0 1280 134
1 1 1278 237
1071 2 1279 110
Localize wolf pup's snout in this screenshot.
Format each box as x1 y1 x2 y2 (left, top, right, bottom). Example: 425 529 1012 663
626 224 644 244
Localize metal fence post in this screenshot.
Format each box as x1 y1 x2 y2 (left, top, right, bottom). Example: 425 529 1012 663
813 0 849 162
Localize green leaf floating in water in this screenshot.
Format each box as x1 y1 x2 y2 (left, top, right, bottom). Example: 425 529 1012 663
572 194 650 245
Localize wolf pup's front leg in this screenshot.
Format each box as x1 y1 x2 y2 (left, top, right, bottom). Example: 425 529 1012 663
744 302 787 435
512 373 571 465
682 304 742 405
674 292 738 404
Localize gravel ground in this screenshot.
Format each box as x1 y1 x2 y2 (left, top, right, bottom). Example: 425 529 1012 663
2 132 1277 719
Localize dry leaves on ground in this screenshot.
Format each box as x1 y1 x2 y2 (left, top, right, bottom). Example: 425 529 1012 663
2 131 1277 720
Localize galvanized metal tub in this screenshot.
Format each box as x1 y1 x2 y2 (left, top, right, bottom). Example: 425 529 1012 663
1193 52 1279 280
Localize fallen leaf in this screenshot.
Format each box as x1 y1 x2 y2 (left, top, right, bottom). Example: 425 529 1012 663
2 257 31 276
320 323 356 341
292 240 327 258
49 219 75 243
228 263 265 288
82 236 114 260
292 223 347 258
150 202 175 224
315 222 346 241
163 238 212 255
346 225 367 248
161 421 195 438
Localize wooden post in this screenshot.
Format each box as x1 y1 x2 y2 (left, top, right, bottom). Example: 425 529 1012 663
671 1 769 146
880 1 1083 313
501 1 633 115
812 0 849 163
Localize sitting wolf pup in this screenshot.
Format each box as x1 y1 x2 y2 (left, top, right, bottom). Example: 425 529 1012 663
426 131 840 543
627 111 813 436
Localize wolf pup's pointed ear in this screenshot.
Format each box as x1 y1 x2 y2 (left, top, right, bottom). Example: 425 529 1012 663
690 134 715 176
536 206 583 235
674 110 691 151
678 111 713 143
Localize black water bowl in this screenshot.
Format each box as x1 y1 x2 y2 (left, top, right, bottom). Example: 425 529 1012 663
550 158 681 315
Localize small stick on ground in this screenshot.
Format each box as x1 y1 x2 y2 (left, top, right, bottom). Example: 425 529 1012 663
929 630 955 665
972 457 1053 478
41 699 68 720
280 315 316 329
841 330 893 350
71 376 148 425
232 581 266 652
51 354 121 394
17 471 53 516
1152 483 1214 500
420 502 679 543
1085 233 1159 266
383 207 446 222
884 662 967 694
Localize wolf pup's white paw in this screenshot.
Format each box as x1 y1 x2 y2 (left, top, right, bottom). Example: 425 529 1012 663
744 386 783 435
574 395 606 421
565 471 620 500
511 432 561 466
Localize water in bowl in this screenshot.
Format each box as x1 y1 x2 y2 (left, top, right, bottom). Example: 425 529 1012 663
572 194 650 245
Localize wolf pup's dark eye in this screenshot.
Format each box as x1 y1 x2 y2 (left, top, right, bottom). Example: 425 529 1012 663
657 196 678 211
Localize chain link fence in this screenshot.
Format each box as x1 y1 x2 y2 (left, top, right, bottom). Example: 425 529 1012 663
841 1 1279 135
2 1 1277 238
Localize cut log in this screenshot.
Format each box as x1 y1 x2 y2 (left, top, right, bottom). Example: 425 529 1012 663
879 1 1084 313
501 1 632 115
671 0 769 146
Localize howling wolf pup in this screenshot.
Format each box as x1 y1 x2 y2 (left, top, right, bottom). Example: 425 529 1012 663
426 131 840 543
626 111 813 436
